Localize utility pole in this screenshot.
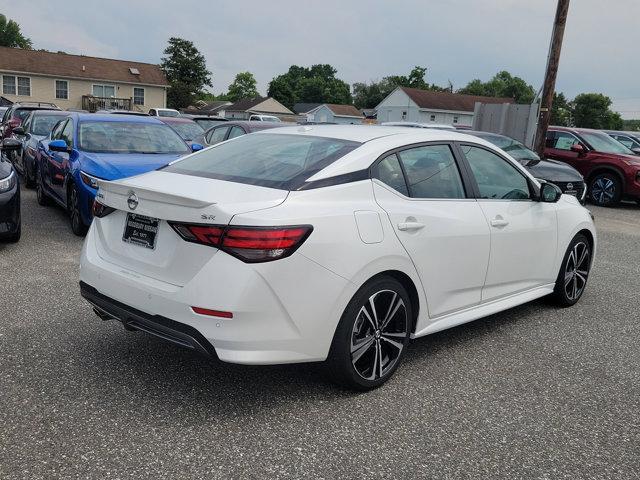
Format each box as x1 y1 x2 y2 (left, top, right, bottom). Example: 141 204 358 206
534 0 571 156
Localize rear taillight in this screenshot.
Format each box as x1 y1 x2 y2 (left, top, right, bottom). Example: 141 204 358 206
92 199 116 218
169 223 313 263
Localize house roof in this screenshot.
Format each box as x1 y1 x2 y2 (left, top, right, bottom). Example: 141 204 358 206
397 87 513 112
323 103 363 117
0 46 168 86
226 97 269 112
293 103 321 114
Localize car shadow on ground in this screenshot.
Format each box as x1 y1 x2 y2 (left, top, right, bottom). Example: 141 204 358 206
68 296 554 414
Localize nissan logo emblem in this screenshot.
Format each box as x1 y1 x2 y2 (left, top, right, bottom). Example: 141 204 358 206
567 183 574 190
127 192 139 210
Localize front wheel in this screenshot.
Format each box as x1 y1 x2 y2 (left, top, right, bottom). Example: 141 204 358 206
35 165 51 206
68 183 88 236
327 276 412 390
552 234 592 307
589 173 621 207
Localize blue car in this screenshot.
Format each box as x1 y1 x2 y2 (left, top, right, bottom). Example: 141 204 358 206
35 113 202 235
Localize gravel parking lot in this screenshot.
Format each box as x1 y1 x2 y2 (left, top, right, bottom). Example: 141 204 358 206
1 189 639 480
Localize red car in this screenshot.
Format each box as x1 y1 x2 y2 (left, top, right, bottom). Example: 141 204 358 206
545 126 640 206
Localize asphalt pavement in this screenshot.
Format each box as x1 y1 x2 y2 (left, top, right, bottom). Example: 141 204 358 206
1 189 638 479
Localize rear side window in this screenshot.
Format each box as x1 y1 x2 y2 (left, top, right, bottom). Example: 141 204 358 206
374 154 409 196
398 145 465 199
206 126 229 144
164 133 360 190
227 126 245 139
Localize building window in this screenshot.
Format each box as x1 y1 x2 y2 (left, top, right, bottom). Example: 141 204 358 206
401 111 407 120
133 87 145 105
92 84 116 98
17 77 31 96
55 80 69 99
453 115 459 124
430 114 436 122
2 75 16 95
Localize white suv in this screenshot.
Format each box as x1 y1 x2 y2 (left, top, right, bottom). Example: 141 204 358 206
249 114 281 122
148 108 180 118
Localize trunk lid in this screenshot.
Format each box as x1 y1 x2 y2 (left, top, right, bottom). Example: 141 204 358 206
93 171 288 285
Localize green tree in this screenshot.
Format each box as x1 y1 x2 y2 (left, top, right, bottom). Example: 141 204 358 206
550 92 572 126
458 71 535 103
353 66 449 109
623 119 640 131
0 14 32 49
227 72 259 102
267 64 351 109
161 37 212 109
573 93 623 129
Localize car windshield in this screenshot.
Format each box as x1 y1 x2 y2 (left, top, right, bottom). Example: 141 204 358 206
169 122 204 141
78 121 189 154
15 109 35 122
164 133 360 190
32 114 67 136
477 134 540 161
581 131 634 154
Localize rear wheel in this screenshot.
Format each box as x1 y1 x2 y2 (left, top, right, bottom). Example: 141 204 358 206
552 234 592 307
24 161 36 188
35 165 51 206
589 173 621 207
68 183 88 236
3 222 21 243
327 276 412 390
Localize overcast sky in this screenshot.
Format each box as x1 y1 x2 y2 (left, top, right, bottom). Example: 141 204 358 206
2 0 639 117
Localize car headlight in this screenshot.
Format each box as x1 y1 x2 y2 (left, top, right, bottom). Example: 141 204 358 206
80 171 100 189
0 171 17 193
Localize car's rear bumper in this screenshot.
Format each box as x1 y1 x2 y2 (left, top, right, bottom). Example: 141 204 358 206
79 222 353 365
80 281 217 357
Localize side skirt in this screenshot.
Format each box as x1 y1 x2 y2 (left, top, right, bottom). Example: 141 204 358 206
412 284 555 338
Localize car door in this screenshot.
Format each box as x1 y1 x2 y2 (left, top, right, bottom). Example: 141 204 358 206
372 143 491 318
458 143 558 302
544 130 589 174
45 119 72 202
205 125 230 145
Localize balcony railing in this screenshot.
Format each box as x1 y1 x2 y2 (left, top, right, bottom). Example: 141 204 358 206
82 95 133 112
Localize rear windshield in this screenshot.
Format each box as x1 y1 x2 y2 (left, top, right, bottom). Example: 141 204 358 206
78 121 190 154
163 133 361 190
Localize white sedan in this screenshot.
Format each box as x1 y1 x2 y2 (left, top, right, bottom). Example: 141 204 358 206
80 126 596 390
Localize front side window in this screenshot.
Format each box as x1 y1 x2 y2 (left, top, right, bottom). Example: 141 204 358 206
397 145 465 199
60 120 74 147
206 126 230 145
17 77 31 96
164 133 360 190
2 75 16 95
78 121 189 154
227 126 245 139
55 80 69 99
549 131 581 151
133 87 145 105
614 135 635 149
462 145 530 200
374 154 408 196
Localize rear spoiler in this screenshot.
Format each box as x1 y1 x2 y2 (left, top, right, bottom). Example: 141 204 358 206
96 179 215 209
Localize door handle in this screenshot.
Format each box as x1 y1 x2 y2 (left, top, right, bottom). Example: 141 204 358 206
397 222 425 231
490 217 509 228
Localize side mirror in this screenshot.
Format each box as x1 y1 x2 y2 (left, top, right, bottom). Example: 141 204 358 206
191 142 204 152
570 144 585 155
49 139 70 152
1 138 22 151
12 126 25 136
539 181 563 203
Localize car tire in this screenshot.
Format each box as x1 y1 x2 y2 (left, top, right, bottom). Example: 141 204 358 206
68 182 88 237
3 222 21 243
327 276 412 391
24 162 36 189
551 233 592 307
589 173 622 207
35 165 51 206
